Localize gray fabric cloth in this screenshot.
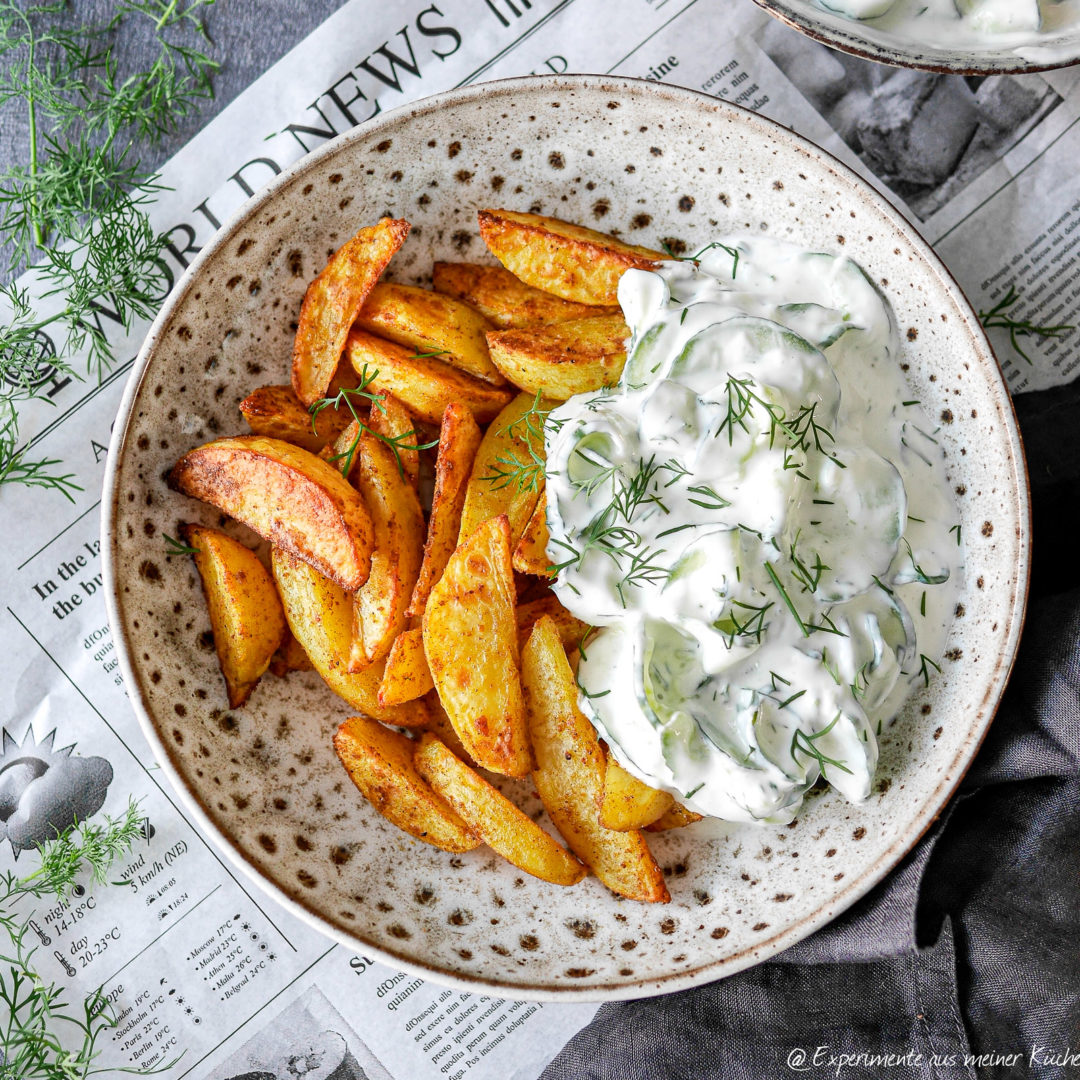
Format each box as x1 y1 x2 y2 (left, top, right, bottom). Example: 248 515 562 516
3 4 1078 1077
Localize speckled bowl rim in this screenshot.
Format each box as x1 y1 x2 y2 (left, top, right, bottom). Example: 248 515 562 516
753 0 1080 74
102 74 1031 1001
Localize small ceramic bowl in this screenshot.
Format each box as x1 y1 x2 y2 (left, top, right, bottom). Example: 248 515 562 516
754 0 1080 74
102 75 1029 1000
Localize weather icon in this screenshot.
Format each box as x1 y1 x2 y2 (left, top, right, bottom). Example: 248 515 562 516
0 726 113 856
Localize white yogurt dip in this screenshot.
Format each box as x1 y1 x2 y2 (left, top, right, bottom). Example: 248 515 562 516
544 238 962 825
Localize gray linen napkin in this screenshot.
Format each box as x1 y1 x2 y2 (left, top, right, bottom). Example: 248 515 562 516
540 386 1080 1080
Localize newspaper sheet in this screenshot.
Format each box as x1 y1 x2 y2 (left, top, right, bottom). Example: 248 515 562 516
1 1 1077 1077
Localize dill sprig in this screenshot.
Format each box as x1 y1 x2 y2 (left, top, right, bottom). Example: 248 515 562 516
481 391 559 494
551 455 671 606
978 284 1074 365
0 799 176 1078
162 532 197 555
790 713 853 780
662 239 740 279
0 1 218 500
713 597 773 647
309 365 437 479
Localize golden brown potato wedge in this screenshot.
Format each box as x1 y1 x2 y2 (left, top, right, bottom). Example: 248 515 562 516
347 329 512 424
522 616 669 903
170 435 374 591
515 595 591 651
378 628 435 706
268 630 314 677
477 208 665 305
458 392 547 547
417 692 478 766
407 402 483 620
512 491 552 577
487 316 628 400
355 282 505 385
180 524 286 708
423 515 532 777
348 433 425 671
600 756 674 831
292 217 409 406
432 262 620 330
334 716 478 852
414 734 585 886
239 384 348 453
271 548 430 727
644 803 704 832
365 393 422 491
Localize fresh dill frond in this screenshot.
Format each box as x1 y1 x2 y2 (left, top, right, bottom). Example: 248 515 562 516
162 532 198 556
790 713 853 780
0 0 218 498
978 284 1074 365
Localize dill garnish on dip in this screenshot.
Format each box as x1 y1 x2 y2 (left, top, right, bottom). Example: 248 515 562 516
545 238 962 824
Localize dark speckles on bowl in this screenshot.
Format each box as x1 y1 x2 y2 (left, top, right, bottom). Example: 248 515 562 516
103 76 1028 1001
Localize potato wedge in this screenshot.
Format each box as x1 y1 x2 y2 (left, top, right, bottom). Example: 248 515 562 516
417 692 477 766
292 217 409 406
512 491 551 577
432 262 620 330
239 384 348 453
645 803 704 832
522 616 669 903
414 734 585 886
347 329 512 424
378 595 590 706
423 515 531 777
271 548 430 727
180 524 286 708
356 282 505 385
600 756 674 831
365 393 422 491
319 418 363 481
378 628 435 706
515 595 591 651
458 392 547 547
348 433 425 670
170 435 374 591
487 316 627 400
477 208 665 305
334 716 478 852
407 402 482 619
268 630 314 677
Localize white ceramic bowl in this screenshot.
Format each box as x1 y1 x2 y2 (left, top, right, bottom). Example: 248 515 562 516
754 0 1080 74
103 75 1030 1000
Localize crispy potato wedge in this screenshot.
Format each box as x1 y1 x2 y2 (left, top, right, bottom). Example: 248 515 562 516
600 756 674 831
355 282 505 385
378 593 590 705
423 515 531 777
487 316 628 400
477 208 665 305
268 630 314 677
271 548 430 727
414 734 585 886
348 432 425 671
515 595 590 650
417 692 477 766
347 329 512 424
170 436 374 591
512 491 551 577
407 402 483 619
458 392 547 547
292 217 409 406
180 524 286 708
365 393 422 491
645 803 704 832
334 716 478 852
522 616 669 903
432 262 620 330
378 628 435 706
239 384 348 453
